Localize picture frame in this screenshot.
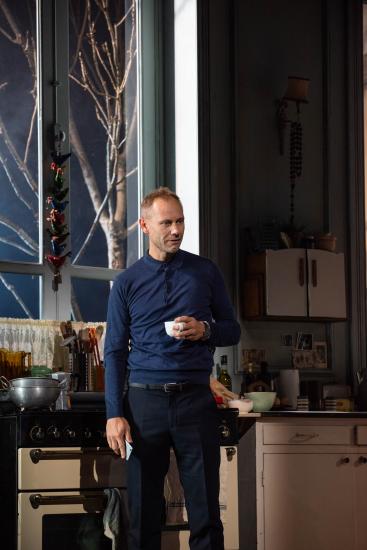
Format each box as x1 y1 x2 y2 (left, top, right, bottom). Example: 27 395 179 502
296 332 313 351
242 348 265 368
292 349 313 369
312 341 328 369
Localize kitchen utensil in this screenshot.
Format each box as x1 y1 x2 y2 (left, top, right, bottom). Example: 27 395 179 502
51 372 72 410
1 376 59 388
0 376 60 410
243 392 276 412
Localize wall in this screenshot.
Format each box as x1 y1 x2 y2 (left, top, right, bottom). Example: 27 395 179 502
199 0 363 392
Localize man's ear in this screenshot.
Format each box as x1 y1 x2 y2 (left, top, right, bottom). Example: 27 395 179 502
139 217 149 235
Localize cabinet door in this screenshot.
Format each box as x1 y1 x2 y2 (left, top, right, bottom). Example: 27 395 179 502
354 454 367 550
266 249 307 316
307 250 346 319
263 453 355 550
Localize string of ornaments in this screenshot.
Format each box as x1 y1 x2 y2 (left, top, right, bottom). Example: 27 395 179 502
289 120 302 227
45 150 72 291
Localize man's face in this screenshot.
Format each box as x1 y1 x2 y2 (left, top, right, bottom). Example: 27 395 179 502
139 197 185 260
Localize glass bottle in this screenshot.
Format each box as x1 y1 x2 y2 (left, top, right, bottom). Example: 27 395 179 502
218 355 232 391
240 362 254 396
218 368 232 391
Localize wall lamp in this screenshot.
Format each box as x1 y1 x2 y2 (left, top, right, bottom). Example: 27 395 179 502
276 76 310 155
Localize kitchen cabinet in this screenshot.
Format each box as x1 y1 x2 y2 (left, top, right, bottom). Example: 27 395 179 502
238 417 367 550
243 249 347 320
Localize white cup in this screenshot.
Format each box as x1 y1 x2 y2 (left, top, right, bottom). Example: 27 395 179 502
165 321 185 336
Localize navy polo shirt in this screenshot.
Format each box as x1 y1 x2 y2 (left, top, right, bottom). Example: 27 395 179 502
104 249 241 418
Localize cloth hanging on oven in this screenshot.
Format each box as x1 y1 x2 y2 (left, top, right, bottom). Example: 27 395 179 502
164 449 229 525
103 488 128 549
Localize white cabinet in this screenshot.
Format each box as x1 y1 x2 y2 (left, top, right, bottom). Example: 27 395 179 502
238 417 367 550
243 249 346 320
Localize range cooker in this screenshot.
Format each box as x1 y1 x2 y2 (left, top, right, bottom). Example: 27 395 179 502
0 400 239 550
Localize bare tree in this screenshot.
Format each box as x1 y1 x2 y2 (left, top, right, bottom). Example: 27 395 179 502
0 0 138 317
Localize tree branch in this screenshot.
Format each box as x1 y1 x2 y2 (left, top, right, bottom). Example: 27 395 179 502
0 273 34 318
0 112 38 194
72 166 137 264
0 214 38 252
0 235 37 256
0 152 37 217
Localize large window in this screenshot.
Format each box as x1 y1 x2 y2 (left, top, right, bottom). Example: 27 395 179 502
0 0 198 322
0 0 140 321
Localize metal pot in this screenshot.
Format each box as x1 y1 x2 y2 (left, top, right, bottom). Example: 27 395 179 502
5 376 60 388
0 376 61 410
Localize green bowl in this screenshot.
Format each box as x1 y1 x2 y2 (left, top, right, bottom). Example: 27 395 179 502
244 392 276 412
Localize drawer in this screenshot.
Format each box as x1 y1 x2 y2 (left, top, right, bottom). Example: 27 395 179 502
356 426 367 445
263 424 354 445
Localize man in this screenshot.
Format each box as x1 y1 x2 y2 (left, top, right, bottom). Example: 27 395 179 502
104 187 241 550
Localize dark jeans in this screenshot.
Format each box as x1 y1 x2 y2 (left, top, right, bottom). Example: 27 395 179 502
124 385 223 550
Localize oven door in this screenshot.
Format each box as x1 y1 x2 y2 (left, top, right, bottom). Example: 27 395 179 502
18 490 123 550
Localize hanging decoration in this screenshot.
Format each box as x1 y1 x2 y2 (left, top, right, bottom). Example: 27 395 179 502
45 144 72 292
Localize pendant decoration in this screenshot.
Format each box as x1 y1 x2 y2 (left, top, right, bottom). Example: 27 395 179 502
45 148 72 292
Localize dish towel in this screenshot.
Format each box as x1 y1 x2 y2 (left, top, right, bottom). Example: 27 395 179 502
103 488 128 549
164 449 229 525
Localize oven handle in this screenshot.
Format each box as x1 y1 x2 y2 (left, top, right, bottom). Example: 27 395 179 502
29 492 107 510
30 448 114 464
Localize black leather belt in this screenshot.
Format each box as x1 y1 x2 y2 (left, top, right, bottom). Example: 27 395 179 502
129 382 193 393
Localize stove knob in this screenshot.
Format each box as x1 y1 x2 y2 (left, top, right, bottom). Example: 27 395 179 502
83 428 92 440
47 426 61 440
30 426 45 441
98 429 107 442
219 423 231 440
64 427 76 440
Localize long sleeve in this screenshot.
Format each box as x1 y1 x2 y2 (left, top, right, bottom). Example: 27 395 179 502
104 277 130 419
207 264 241 347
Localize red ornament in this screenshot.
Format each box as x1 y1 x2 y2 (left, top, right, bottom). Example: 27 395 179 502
46 252 71 269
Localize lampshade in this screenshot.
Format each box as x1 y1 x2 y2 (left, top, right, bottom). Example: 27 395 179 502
283 76 310 103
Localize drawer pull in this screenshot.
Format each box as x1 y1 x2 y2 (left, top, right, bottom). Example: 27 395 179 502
292 432 319 441
359 456 367 464
339 457 350 464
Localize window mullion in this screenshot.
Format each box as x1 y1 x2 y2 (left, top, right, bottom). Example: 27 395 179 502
39 0 70 320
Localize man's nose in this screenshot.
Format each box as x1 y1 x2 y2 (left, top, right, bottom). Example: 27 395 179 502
171 224 180 234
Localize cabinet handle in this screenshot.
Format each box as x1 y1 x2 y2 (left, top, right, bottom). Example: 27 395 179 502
311 259 318 287
359 456 367 464
292 432 319 442
298 258 305 287
339 457 350 464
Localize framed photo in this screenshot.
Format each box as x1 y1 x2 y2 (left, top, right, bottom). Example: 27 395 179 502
313 341 328 369
296 332 313 351
292 349 314 369
242 348 265 368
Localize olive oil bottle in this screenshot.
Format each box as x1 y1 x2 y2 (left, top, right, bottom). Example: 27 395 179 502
218 354 232 391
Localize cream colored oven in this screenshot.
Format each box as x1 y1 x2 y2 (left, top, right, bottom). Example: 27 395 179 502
15 410 126 550
18 446 126 550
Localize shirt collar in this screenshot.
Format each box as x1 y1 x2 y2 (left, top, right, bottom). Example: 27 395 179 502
142 249 184 272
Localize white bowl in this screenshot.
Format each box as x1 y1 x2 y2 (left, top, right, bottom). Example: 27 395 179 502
228 398 254 413
244 392 276 412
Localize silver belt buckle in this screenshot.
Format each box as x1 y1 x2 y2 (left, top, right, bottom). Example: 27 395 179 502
163 382 179 393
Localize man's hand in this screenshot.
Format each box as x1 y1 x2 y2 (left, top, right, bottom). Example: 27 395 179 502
106 417 132 460
172 316 206 341
210 377 238 403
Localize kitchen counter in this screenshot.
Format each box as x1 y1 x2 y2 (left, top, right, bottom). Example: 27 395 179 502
237 410 367 418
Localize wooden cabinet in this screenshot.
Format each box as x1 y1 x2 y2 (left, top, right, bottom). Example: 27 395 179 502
243 249 347 320
238 417 367 550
